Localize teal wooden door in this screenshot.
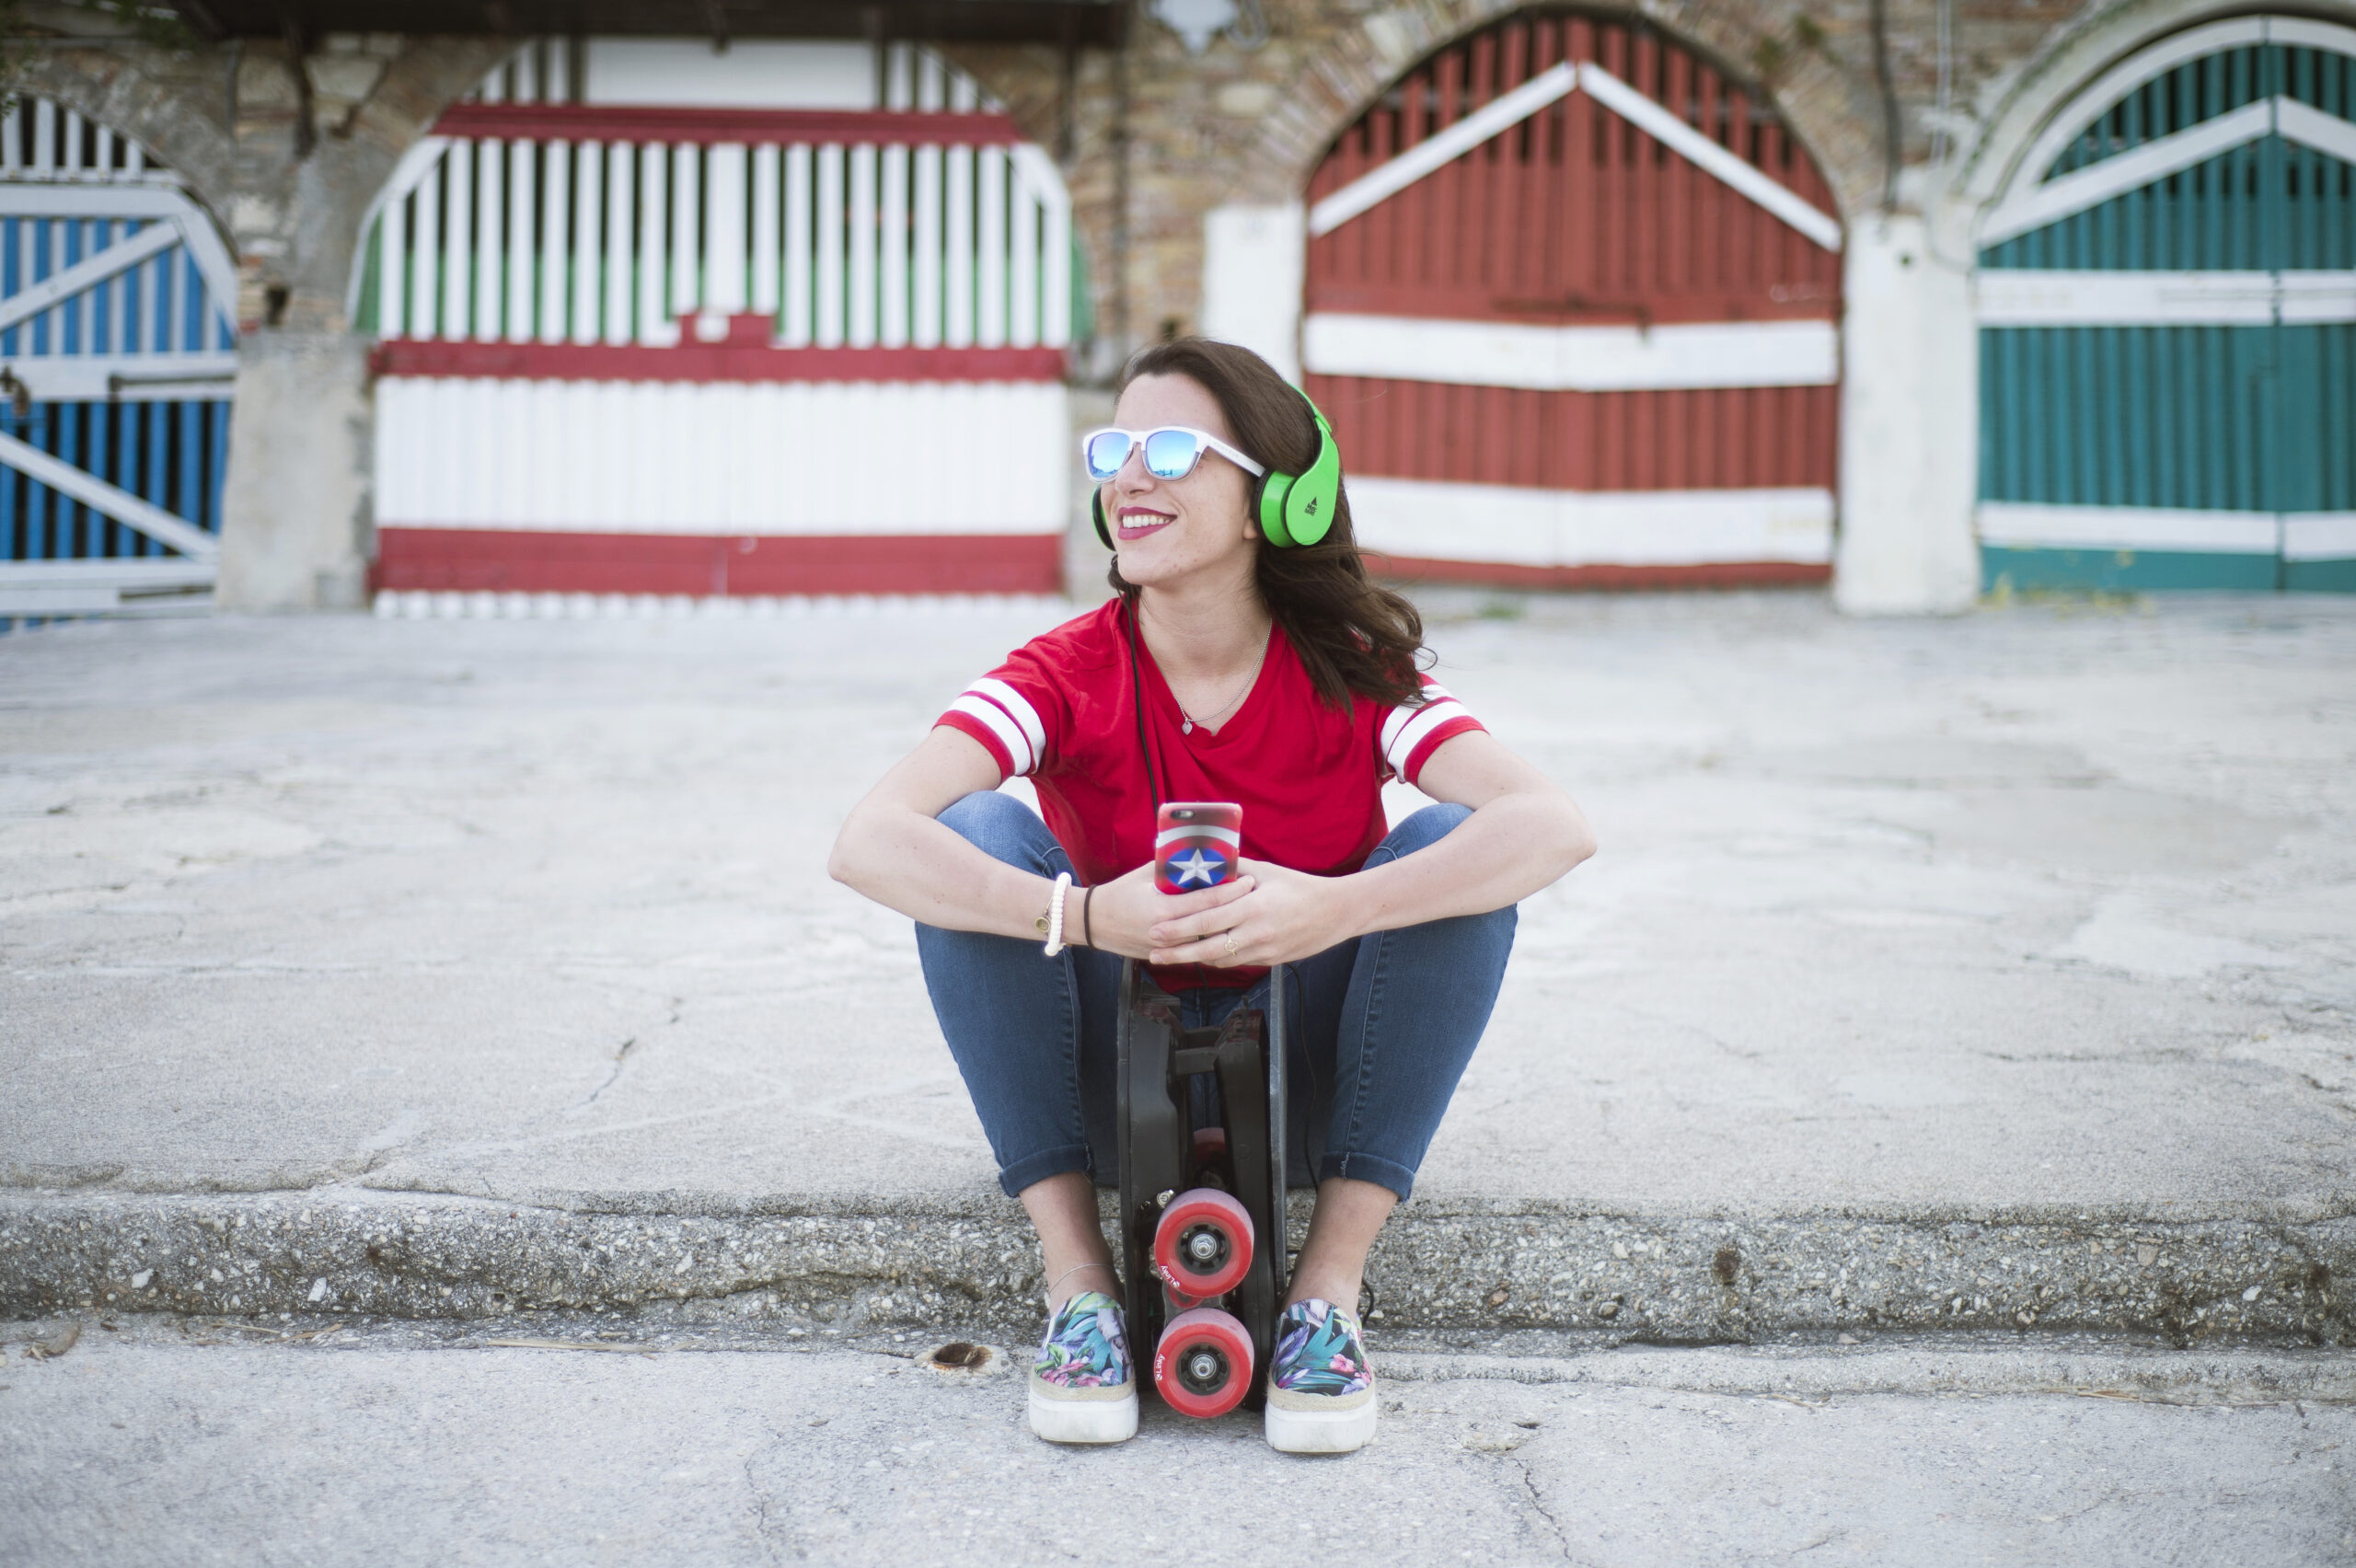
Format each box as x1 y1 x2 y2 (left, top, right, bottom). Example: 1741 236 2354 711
1975 16 2356 593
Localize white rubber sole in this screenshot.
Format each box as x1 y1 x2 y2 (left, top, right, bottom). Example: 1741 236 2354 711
1264 1396 1378 1454
1027 1386 1139 1445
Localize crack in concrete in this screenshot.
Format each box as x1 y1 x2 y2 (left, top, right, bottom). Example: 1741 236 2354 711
1507 1446 1587 1564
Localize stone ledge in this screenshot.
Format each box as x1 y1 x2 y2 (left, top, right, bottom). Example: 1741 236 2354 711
4 1190 2348 1347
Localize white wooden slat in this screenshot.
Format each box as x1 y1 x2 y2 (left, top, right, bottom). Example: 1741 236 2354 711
410 161 441 340
63 110 82 174
1309 63 1576 236
918 50 946 112
1303 313 1839 390
571 140 603 342
9 352 236 400
107 220 128 351
750 143 780 314
381 189 410 336
885 43 915 111
2001 17 2271 213
33 99 54 175
783 143 814 346
707 141 748 314
1037 161 1070 349
474 138 504 340
94 126 113 179
603 141 633 344
138 228 161 352
1348 476 1833 569
815 144 845 348
848 143 877 347
47 218 67 352
945 144 974 348
375 377 1068 532
638 143 670 344
880 144 909 348
75 218 98 354
670 144 699 317
1575 65 1842 251
514 43 538 104
506 137 536 342
2 109 18 172
125 141 144 176
951 72 979 113
1977 502 2279 555
2283 513 2356 563
913 144 943 348
0 427 218 559
1009 176 1039 349
538 139 570 342
976 146 1006 349
0 220 178 336
441 137 473 340
1981 99 2274 246
2280 97 2356 167
0 557 214 588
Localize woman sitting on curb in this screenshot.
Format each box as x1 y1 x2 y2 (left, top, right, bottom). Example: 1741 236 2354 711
829 338 1594 1453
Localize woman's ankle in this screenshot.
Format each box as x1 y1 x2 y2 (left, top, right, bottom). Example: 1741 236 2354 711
1044 1259 1119 1313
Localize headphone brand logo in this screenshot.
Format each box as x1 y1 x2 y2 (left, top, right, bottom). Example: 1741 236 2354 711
1303 496 1319 514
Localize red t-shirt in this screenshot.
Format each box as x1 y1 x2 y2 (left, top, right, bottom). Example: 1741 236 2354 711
935 599 1484 988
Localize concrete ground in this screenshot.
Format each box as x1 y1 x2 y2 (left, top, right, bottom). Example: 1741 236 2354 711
3 1320 2351 1568
1 592 2353 1340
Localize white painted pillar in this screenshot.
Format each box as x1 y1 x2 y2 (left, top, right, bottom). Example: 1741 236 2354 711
1200 202 1305 385
1832 213 1981 616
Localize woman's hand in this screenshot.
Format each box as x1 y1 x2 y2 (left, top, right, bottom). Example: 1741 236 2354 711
1146 859 1355 969
1085 861 1255 961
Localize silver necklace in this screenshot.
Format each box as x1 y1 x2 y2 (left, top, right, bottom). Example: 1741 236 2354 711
1179 674 1253 735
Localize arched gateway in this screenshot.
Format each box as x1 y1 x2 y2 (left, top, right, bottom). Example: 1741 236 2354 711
1299 8 1845 588
1976 15 2356 593
357 40 1076 599
0 97 236 623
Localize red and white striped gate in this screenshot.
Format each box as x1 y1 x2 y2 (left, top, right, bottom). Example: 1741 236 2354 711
1303 13 1844 587
360 42 1073 599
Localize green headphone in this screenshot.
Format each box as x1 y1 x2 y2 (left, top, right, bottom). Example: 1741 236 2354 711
1091 392 1344 552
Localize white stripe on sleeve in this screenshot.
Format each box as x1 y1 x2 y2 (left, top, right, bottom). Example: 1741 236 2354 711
950 694 1035 776
1381 682 1453 758
969 677 1047 764
1385 697 1469 777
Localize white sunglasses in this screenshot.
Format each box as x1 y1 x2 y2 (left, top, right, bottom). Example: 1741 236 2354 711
1081 426 1267 483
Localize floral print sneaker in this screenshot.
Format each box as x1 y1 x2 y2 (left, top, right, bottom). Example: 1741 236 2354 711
1264 1298 1378 1453
1027 1289 1138 1444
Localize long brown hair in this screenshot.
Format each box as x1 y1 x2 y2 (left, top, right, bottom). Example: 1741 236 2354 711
1110 338 1427 710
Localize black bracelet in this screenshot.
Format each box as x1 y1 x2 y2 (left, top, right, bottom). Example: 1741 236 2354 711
1080 885 1094 950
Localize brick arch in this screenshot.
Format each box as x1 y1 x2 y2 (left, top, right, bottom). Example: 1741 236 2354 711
1237 0 1886 221
1955 0 2356 208
5 45 239 215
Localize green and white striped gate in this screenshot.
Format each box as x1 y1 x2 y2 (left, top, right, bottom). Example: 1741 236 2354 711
1976 15 2355 593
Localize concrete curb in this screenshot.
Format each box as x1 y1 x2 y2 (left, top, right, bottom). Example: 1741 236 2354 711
5 1189 2349 1346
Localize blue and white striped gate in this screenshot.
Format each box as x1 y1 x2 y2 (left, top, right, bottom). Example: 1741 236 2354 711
1977 15 2356 592
0 96 237 623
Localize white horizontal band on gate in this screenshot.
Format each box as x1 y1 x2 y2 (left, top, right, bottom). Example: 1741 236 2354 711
0 352 239 402
2283 514 2356 562
1303 312 1837 391
1345 476 1832 568
1976 503 2280 555
1977 270 2356 326
375 376 1068 534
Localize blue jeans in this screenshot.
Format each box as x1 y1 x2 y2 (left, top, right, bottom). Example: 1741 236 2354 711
915 791 1517 1203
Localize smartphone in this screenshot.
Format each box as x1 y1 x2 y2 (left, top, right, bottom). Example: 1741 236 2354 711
1155 801 1244 894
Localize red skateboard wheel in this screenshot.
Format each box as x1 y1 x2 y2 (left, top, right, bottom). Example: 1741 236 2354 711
1153 1306 1255 1419
1153 1187 1253 1300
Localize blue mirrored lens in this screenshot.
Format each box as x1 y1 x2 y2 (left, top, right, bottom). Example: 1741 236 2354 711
1084 432 1133 480
1141 429 1205 479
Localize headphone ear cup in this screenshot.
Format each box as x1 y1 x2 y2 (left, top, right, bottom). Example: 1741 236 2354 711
1282 410 1343 548
1091 489 1114 551
1257 469 1296 548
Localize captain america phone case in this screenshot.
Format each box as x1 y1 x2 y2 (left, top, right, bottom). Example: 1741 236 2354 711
1154 802 1243 894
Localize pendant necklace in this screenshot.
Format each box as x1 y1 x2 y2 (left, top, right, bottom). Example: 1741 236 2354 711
1179 677 1253 735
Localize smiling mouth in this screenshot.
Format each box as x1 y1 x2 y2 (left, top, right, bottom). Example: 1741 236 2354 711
1116 510 1174 542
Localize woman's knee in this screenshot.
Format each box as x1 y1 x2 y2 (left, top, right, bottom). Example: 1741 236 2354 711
937 789 1058 870
1375 801 1473 861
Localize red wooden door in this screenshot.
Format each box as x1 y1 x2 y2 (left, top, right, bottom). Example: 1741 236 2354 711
1304 10 1844 587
